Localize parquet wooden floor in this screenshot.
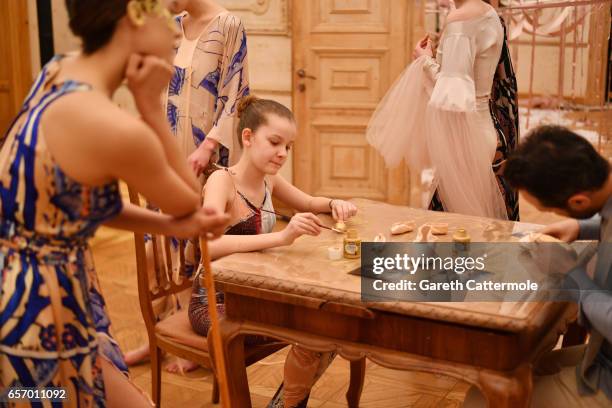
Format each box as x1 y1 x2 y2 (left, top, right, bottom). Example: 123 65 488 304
91 197 562 407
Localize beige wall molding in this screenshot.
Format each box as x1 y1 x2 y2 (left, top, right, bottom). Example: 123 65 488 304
222 0 271 15
219 0 290 35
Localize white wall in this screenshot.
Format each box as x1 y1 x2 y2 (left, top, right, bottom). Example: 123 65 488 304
217 0 293 180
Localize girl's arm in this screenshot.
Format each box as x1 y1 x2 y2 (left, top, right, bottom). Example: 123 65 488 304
268 174 357 221
208 212 322 260
208 232 285 260
268 173 331 212
203 171 321 260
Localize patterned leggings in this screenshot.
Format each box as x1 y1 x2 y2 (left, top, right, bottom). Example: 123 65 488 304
188 275 335 407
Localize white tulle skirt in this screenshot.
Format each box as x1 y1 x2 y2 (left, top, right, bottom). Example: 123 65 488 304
366 56 508 220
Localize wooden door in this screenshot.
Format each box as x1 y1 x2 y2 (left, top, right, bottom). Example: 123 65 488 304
0 0 33 135
292 0 424 205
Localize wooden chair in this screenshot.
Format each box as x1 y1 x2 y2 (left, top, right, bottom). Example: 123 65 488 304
128 188 286 406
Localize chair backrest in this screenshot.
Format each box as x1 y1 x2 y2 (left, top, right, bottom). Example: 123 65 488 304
128 186 196 334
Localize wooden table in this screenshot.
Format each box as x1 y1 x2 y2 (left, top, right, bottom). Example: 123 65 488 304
211 199 576 407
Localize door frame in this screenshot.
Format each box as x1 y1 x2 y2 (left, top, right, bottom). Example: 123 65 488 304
290 0 426 205
1 0 33 125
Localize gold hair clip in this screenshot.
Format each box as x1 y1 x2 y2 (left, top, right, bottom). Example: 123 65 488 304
128 0 176 31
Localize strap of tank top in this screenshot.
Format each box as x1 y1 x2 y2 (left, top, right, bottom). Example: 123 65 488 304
222 167 268 213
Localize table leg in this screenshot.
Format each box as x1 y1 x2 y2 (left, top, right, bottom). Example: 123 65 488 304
478 364 533 408
562 321 588 347
346 358 366 408
216 319 251 408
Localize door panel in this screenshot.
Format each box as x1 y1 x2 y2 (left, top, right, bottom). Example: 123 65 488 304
293 0 425 204
0 0 33 136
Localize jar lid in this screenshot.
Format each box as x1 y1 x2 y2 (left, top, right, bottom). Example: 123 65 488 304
346 229 358 239
452 228 470 243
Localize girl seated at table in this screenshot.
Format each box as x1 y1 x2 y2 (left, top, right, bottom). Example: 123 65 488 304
188 95 358 407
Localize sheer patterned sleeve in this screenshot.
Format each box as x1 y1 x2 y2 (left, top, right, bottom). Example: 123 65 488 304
422 56 441 82
429 34 476 112
207 15 250 166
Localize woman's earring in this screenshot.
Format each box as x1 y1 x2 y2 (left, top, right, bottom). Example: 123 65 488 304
128 0 176 31
127 1 146 26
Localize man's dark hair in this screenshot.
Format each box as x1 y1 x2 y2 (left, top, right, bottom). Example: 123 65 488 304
504 125 609 208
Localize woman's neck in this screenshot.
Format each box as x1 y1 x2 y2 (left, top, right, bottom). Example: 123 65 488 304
185 0 224 21
231 157 267 191
57 39 127 98
454 0 483 8
182 0 225 39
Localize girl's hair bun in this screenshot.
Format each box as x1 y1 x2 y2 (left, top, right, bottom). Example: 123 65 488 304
236 94 295 148
237 95 259 119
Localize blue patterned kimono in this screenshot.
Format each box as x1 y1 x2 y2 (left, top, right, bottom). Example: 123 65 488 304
166 12 250 168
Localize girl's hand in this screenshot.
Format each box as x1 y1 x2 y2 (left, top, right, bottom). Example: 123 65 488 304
330 200 358 221
413 35 433 59
279 213 322 245
126 54 173 119
172 207 230 239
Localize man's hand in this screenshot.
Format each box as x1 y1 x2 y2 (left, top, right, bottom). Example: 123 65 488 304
540 219 580 243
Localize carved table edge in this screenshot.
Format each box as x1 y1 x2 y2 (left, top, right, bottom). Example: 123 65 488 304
218 318 535 392
213 268 576 333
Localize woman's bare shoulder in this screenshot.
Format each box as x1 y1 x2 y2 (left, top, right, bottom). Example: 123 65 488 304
45 92 152 147
203 168 235 204
42 91 165 175
205 168 235 193
446 3 492 24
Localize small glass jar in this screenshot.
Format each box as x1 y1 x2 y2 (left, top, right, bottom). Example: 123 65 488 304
343 229 362 259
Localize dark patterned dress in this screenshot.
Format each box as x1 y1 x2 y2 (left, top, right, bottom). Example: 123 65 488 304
188 176 275 336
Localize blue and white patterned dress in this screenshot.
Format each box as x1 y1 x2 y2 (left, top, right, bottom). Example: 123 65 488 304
0 56 127 407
